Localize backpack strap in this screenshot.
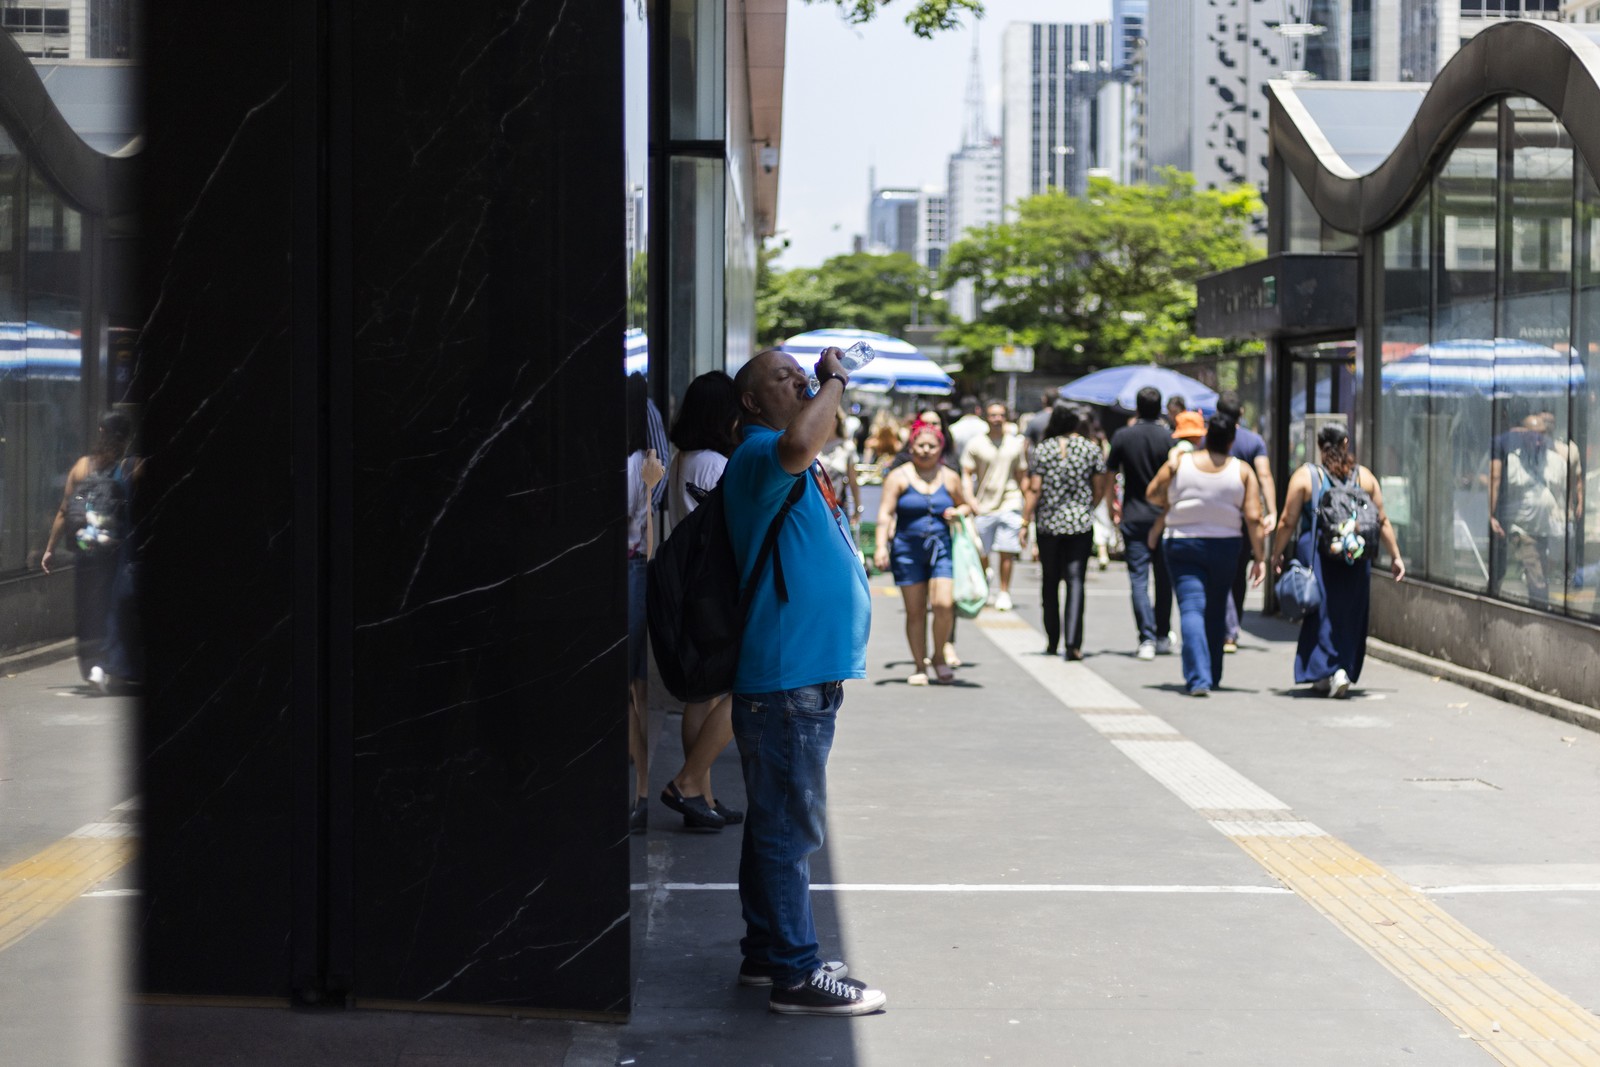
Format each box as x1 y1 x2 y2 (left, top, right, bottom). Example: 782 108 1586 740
738 473 809 618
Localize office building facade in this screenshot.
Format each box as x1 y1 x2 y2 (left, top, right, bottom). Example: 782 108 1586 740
1001 20 1114 204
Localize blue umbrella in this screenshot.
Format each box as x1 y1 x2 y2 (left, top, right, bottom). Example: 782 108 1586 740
624 328 648 375
1059 364 1218 412
781 328 954 396
1380 338 1584 398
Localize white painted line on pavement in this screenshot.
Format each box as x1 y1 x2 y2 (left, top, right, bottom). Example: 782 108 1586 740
1421 883 1600 895
630 882 1292 894
1108 739 1301 817
81 888 140 898
67 822 135 839
1079 713 1180 736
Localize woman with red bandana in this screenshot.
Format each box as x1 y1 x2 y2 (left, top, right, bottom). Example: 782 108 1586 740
873 422 973 685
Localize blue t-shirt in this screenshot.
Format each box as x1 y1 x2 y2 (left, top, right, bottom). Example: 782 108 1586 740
1231 426 1266 466
723 425 871 693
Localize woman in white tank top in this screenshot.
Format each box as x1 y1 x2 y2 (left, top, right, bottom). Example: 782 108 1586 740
1145 413 1267 696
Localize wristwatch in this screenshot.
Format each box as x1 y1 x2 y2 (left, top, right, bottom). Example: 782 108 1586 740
815 369 848 391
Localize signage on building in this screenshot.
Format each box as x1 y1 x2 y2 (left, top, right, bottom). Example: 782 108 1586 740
992 344 1035 372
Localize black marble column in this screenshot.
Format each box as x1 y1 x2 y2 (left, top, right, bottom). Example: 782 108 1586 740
137 0 629 1014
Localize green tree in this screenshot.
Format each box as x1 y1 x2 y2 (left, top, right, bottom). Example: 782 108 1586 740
805 0 985 38
757 250 944 348
628 250 648 330
941 169 1263 375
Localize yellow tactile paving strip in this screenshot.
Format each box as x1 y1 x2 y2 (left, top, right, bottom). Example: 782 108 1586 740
1234 833 1600 1066
0 834 135 953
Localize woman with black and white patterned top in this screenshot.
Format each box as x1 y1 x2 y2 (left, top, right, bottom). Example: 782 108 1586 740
1021 402 1109 660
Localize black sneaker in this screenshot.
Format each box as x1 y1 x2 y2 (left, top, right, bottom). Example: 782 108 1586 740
738 958 850 988
769 967 886 1016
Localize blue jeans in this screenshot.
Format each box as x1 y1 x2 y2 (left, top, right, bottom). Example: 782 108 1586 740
1120 519 1172 644
1164 536 1242 692
732 681 842 986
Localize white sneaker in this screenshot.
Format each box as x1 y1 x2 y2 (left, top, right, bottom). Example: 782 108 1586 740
994 591 1013 612
1154 633 1174 655
1136 641 1156 661
88 666 110 695
1330 669 1351 699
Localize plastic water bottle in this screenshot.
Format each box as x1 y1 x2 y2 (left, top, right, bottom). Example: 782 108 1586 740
805 341 876 397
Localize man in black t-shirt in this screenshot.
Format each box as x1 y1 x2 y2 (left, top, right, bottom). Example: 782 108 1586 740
1107 386 1175 660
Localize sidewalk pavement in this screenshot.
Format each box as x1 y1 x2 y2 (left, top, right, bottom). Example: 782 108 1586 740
4 556 1599 1066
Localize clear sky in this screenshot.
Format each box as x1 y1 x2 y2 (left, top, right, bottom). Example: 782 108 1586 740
775 0 1109 270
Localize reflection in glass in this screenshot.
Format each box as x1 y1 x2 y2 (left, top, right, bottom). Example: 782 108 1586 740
669 0 725 142
0 133 19 574
1494 98 1574 609
624 0 649 375
1574 165 1600 620
1377 189 1430 575
1429 103 1497 593
24 170 84 575
667 156 725 405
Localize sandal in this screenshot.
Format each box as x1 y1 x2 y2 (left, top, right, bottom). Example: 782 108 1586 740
907 672 929 686
932 664 955 685
660 780 725 831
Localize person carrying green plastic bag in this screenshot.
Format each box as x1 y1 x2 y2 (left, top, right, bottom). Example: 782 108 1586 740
951 516 989 620
873 422 977 685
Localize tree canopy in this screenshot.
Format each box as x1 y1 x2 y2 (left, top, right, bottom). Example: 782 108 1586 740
805 0 985 38
757 249 945 348
940 169 1263 375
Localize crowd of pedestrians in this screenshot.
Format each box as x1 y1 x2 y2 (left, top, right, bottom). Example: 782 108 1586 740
625 358 1407 1018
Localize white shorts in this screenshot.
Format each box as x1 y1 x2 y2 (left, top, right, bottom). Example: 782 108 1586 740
975 511 1024 556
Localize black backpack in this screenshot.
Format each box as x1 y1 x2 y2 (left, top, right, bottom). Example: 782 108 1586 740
66 462 130 555
647 474 807 702
1314 465 1379 565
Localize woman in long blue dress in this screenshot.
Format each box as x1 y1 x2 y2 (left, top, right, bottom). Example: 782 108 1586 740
1271 424 1406 698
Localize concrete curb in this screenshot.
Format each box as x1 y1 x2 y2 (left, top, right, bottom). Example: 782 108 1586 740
0 638 75 677
1367 637 1600 735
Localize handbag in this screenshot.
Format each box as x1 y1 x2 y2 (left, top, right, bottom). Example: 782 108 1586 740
1274 559 1321 623
1275 465 1323 623
951 516 989 619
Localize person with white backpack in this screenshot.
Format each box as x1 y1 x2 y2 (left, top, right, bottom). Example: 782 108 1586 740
1271 423 1405 698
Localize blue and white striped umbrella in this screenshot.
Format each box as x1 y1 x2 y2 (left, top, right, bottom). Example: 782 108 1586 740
0 322 81 379
624 328 649 376
780 328 954 395
1380 338 1584 398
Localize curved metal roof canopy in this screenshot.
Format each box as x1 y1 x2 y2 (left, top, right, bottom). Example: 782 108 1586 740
1268 20 1600 236
0 30 137 216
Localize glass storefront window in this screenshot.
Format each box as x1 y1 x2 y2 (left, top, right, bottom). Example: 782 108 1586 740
23 169 84 571
1573 164 1600 620
667 156 724 405
1378 188 1432 576
0 134 20 572
1494 98 1574 610
669 0 725 142
1428 102 1498 594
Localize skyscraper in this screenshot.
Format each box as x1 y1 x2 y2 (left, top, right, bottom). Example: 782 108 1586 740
866 187 923 258
1110 0 1148 70
945 38 1002 320
1001 21 1115 206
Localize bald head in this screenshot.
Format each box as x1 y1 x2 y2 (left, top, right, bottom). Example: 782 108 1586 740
736 348 807 430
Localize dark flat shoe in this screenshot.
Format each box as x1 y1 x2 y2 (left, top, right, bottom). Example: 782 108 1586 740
714 800 744 825
661 780 725 831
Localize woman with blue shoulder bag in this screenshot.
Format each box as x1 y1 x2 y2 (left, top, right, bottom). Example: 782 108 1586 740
1271 423 1405 698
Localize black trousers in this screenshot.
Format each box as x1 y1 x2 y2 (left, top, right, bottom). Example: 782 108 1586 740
1038 530 1094 654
